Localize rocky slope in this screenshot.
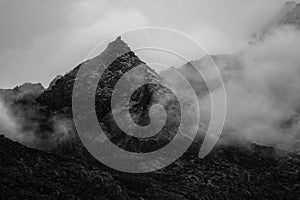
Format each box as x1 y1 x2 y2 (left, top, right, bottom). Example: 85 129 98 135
0 37 182 153
1 134 299 200
36 36 182 155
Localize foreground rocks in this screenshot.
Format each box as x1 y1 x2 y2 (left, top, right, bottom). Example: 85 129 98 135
0 135 299 200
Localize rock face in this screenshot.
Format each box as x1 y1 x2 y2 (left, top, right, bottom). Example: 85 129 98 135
37 36 162 114
0 37 183 156
35 37 181 154
1 134 299 200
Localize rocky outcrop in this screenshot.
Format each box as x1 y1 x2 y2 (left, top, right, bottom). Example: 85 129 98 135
34 36 181 154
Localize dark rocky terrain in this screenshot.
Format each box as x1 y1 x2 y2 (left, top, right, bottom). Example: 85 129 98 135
1 134 299 200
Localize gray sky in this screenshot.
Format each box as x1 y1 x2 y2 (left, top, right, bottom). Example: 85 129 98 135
0 0 292 88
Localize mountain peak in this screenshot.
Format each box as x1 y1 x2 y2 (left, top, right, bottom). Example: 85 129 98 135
103 36 131 56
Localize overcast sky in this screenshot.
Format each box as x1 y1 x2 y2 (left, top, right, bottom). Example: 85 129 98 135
0 0 293 88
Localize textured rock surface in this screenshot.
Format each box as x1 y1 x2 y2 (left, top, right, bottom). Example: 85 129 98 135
35 37 182 155
0 134 299 200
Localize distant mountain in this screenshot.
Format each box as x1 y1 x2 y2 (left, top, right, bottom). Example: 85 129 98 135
252 1 300 41
169 1 300 94
0 82 44 102
160 54 241 98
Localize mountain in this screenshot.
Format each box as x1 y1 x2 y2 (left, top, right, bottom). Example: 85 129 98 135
0 37 185 156
159 1 300 155
0 24 299 199
36 36 184 155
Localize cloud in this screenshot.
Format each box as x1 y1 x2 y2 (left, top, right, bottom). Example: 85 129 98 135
0 0 292 88
199 25 300 152
128 0 287 55
0 98 19 136
0 0 147 88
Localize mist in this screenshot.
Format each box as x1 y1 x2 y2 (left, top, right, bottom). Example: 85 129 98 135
0 98 20 140
0 94 75 150
198 25 300 152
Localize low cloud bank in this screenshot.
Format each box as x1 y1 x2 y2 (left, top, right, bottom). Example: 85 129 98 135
198 25 300 152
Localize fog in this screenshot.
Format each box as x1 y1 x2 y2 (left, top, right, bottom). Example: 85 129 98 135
0 96 75 150
198 25 300 152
